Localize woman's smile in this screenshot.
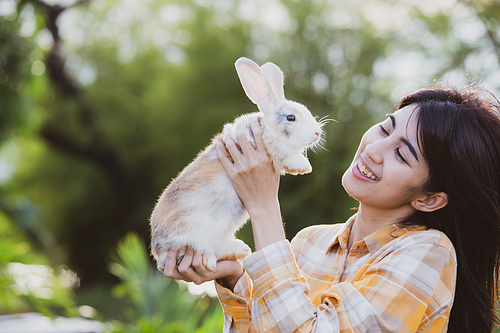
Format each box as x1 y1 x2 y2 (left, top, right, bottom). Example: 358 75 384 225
355 159 379 181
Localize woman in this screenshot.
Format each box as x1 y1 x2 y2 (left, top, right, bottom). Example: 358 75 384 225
163 86 500 332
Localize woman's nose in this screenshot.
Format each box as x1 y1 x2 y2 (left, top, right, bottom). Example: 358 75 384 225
364 140 384 164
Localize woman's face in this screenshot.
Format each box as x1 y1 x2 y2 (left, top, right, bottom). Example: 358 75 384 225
342 104 430 213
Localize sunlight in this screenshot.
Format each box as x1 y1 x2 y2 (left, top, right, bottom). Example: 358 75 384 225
7 263 80 299
0 0 17 19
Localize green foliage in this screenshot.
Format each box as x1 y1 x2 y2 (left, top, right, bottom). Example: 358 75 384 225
0 212 79 318
0 15 34 142
107 232 223 333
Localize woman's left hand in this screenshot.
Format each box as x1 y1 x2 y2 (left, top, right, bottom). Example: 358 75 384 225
163 247 244 291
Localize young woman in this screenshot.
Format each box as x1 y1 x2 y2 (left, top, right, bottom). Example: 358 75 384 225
162 86 500 332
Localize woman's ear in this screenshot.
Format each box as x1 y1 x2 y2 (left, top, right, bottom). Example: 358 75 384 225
411 192 449 212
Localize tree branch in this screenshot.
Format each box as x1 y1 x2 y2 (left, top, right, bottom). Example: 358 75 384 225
39 123 138 212
25 0 139 212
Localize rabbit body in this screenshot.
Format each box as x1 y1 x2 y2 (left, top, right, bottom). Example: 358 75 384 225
151 57 324 271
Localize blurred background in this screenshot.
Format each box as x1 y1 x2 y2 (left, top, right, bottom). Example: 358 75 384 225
1 0 499 331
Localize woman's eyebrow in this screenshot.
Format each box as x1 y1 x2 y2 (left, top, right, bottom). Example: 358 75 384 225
389 114 419 162
401 137 419 161
389 114 396 128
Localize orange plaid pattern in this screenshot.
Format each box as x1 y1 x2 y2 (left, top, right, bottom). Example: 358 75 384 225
216 216 457 332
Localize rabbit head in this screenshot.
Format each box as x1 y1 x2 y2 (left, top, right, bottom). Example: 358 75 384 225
235 57 322 160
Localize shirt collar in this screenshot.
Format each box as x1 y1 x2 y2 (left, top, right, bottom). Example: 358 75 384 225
327 216 355 253
326 214 426 254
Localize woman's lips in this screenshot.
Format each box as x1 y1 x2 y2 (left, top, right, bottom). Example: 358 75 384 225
356 160 379 181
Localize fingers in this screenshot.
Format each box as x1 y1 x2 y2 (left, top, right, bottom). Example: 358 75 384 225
163 249 180 277
163 248 194 282
225 136 245 165
191 251 204 270
163 248 244 286
177 248 207 284
163 248 210 285
235 121 254 152
217 117 266 170
237 118 265 153
234 120 267 164
248 117 265 151
177 247 195 274
217 143 235 175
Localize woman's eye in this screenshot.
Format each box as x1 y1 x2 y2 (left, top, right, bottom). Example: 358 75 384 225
287 115 296 122
395 148 408 164
379 125 389 136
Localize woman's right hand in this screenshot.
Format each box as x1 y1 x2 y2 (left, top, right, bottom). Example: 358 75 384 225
216 118 285 250
163 247 245 291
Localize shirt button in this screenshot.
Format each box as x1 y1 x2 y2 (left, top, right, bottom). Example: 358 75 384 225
237 299 246 305
357 245 365 251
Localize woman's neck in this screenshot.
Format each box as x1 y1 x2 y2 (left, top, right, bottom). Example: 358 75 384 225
347 204 415 250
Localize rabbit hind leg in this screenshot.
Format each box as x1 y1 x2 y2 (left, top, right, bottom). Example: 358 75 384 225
202 253 217 271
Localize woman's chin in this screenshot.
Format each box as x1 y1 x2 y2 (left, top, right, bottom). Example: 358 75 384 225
341 171 359 201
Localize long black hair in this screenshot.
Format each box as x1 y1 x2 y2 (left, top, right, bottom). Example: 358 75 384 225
399 86 500 332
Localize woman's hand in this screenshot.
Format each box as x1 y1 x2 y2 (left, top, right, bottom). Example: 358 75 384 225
163 247 244 291
218 117 280 213
216 117 286 250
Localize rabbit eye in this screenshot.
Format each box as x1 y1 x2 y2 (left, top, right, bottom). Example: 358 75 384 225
287 115 296 122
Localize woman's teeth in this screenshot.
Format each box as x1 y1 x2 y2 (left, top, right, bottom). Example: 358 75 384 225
357 161 378 180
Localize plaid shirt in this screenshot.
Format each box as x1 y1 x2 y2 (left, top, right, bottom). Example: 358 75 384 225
216 216 457 332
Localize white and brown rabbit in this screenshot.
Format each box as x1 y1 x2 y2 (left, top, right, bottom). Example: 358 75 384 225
150 57 325 271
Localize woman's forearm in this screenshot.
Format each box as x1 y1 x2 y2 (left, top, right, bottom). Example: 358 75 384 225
247 197 286 251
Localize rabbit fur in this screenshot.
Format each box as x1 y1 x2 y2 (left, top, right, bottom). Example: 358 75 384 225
150 57 324 271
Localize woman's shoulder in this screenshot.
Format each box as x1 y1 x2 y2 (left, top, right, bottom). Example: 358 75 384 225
393 225 457 261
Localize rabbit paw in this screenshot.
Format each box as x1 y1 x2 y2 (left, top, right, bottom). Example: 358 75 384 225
156 247 186 272
282 154 312 175
219 239 252 261
202 253 217 271
156 251 168 271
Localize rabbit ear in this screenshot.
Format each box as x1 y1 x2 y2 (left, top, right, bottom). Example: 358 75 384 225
261 62 285 101
235 57 277 115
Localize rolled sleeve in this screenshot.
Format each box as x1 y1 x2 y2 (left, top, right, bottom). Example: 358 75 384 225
216 272 253 332
244 240 317 332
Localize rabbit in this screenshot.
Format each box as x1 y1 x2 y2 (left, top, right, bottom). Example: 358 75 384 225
150 57 326 271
